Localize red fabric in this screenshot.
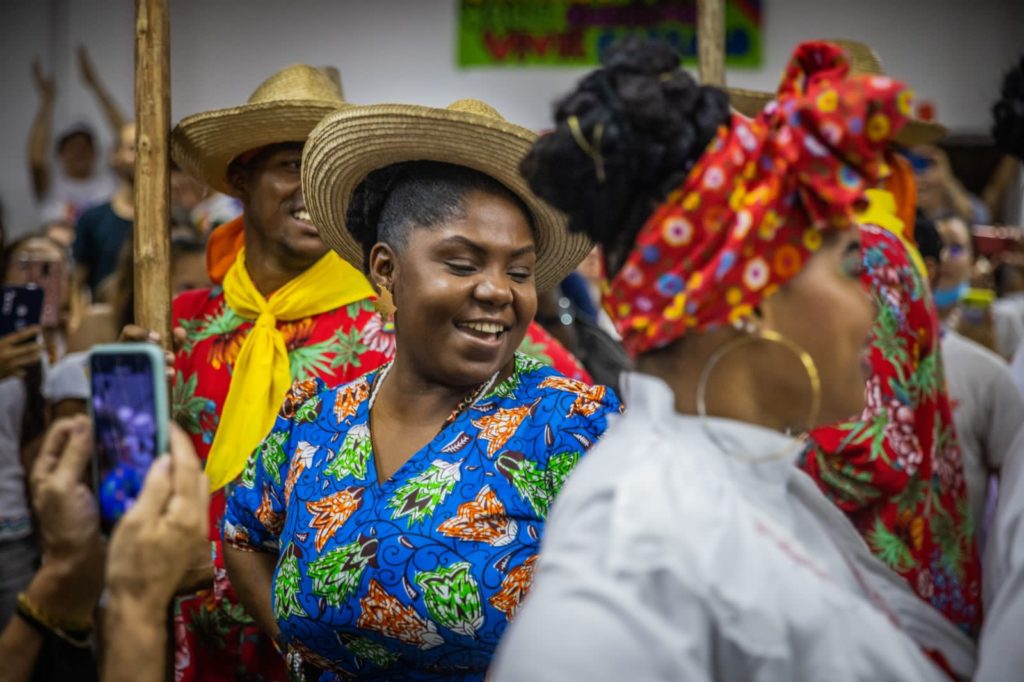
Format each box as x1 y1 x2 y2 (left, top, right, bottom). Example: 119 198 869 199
602 40 913 356
522 321 593 384
801 224 982 639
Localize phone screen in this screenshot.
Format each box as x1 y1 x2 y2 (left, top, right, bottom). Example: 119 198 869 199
0 286 44 337
90 352 160 533
16 256 63 328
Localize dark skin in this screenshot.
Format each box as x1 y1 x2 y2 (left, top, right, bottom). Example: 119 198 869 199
637 230 873 432
229 143 329 297
368 190 537 481
224 187 538 640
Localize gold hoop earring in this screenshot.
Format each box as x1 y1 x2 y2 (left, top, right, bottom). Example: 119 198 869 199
696 328 821 450
373 285 396 320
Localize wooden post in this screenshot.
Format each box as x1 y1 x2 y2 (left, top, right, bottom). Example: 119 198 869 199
697 0 725 86
133 0 171 346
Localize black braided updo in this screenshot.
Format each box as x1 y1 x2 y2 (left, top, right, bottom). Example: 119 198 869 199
993 55 1024 162
520 37 731 275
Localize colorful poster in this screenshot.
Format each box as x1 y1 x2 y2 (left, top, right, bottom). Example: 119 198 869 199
457 0 762 68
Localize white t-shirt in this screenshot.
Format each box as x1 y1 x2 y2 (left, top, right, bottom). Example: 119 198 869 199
491 372 974 682
0 377 30 542
38 169 117 225
941 330 1024 528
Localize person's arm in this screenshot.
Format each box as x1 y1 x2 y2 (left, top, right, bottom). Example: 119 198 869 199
77 47 125 137
0 417 105 682
222 545 280 639
102 425 209 682
28 58 55 201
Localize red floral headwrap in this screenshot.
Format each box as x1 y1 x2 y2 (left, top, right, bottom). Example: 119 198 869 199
603 40 913 357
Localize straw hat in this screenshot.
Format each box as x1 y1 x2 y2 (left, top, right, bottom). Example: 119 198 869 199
302 99 593 292
172 64 349 195
728 39 948 146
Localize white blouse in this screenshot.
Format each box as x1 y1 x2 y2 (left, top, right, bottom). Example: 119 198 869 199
491 372 974 681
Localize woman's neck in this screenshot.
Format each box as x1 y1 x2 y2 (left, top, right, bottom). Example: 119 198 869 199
242 229 315 298
637 332 792 434
375 354 477 425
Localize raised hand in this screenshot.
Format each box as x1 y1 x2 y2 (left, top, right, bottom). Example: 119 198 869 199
0 327 43 380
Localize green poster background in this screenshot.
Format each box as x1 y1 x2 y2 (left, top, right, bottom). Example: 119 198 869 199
458 0 762 68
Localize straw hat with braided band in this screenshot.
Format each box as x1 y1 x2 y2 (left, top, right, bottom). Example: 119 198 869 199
302 99 593 292
172 64 349 196
728 39 947 146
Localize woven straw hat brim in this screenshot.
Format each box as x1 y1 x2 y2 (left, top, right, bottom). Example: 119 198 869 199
725 86 947 146
172 99 350 195
302 104 592 292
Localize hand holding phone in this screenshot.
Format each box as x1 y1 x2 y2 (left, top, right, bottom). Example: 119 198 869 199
89 344 169 535
0 326 44 380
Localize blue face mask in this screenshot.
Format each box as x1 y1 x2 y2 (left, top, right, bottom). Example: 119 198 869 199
933 282 968 309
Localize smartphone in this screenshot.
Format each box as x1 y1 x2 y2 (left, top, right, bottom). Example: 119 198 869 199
0 285 44 337
15 255 64 328
89 344 169 534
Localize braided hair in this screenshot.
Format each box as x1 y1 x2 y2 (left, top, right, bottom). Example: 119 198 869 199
993 55 1024 161
345 161 533 271
520 37 731 275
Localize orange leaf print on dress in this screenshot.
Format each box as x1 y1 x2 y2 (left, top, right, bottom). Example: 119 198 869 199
489 555 537 620
255 488 283 535
357 579 444 649
437 485 518 546
472 398 540 457
209 329 246 370
334 378 370 423
280 318 316 351
306 487 365 552
279 378 320 419
539 376 608 418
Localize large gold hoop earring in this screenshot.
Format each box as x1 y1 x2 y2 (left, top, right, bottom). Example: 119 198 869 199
696 328 821 453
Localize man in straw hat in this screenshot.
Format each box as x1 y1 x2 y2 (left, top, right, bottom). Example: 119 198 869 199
168 63 392 681
729 40 983 639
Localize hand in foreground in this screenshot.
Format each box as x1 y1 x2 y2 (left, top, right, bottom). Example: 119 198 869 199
106 424 209 616
0 327 43 380
28 416 105 622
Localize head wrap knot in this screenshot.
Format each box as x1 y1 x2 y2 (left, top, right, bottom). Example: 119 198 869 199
603 40 912 357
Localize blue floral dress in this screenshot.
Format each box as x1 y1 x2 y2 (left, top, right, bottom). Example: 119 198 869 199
223 353 621 680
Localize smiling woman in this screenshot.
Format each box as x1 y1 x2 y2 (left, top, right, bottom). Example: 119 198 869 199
221 100 621 680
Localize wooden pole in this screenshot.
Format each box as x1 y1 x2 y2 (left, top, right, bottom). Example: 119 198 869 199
697 0 725 86
133 0 171 347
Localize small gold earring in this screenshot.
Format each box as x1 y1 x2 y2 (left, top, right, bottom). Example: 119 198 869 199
373 284 396 319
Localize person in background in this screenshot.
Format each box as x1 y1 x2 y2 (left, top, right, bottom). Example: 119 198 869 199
0 416 209 682
494 38 973 680
976 53 1024 682
72 122 135 301
913 144 992 225
915 213 1024 549
29 47 123 226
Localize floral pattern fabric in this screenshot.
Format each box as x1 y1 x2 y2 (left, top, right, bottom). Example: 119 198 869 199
603 40 912 356
170 286 595 680
171 287 393 682
801 223 982 638
223 353 621 680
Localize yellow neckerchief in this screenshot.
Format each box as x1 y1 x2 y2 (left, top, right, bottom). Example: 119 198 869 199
205 248 374 491
856 188 930 283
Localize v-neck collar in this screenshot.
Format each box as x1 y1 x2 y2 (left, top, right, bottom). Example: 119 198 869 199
363 355 529 489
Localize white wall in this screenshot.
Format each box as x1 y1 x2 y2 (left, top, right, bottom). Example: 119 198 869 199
2 0 1021 240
